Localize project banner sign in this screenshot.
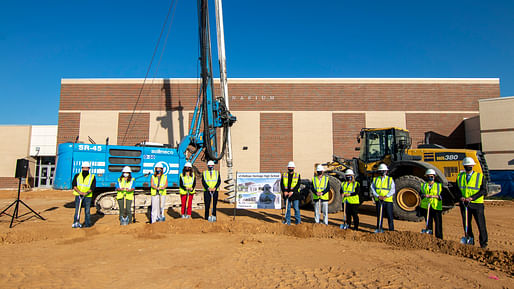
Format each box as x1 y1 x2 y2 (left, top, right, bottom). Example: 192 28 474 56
236 172 281 209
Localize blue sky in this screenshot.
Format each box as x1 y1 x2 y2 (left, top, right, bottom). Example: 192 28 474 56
1 0 513 125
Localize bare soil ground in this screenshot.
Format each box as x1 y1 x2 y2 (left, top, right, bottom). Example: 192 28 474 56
0 189 512 288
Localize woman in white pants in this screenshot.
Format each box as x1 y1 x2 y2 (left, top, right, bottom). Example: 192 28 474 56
150 164 168 223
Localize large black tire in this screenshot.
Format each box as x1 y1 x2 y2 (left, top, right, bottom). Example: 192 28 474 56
393 175 424 222
327 176 342 213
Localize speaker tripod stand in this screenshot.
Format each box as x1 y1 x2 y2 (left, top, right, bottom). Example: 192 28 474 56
0 178 45 228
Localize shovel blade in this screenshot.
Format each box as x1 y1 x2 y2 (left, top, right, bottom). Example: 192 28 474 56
374 228 384 234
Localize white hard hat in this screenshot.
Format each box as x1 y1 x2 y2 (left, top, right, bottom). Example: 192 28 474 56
316 164 324 172
184 162 193 168
287 161 295 168
378 163 389 171
425 168 436 176
462 157 476 166
122 166 132 173
345 169 354 175
155 163 163 169
81 161 91 168
207 160 215 166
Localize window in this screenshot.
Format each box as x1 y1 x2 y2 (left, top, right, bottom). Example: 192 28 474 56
109 149 141 157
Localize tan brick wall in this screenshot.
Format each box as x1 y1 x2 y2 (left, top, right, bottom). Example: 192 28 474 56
57 112 80 144
117 113 150 146
332 113 366 159
406 113 477 148
0 177 19 189
260 113 293 172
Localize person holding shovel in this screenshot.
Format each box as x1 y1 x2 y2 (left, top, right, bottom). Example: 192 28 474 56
179 162 196 219
340 169 360 230
71 161 96 228
458 157 488 248
371 163 395 232
420 169 443 239
202 160 221 222
281 161 301 225
150 163 168 223
116 166 135 226
312 165 330 225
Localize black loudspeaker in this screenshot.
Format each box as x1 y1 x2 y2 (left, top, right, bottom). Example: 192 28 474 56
15 159 29 178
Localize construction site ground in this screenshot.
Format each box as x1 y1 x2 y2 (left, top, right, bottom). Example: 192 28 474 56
0 189 512 288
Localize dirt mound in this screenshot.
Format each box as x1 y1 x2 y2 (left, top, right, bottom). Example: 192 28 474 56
112 219 513 275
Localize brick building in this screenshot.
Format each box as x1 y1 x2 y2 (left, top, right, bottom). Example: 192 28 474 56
57 78 499 180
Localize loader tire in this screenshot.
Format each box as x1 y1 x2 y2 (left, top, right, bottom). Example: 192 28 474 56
393 175 424 222
327 176 342 213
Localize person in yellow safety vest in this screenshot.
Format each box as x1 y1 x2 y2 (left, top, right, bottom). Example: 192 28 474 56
202 160 221 221
179 162 196 219
281 161 302 225
341 169 360 230
458 157 488 248
116 166 135 226
420 169 443 239
371 163 395 231
311 165 330 225
150 163 168 223
71 161 96 228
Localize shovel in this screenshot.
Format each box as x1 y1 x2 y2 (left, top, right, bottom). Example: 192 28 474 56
421 201 432 234
340 200 349 229
374 200 384 233
72 196 84 228
121 196 129 225
460 202 474 245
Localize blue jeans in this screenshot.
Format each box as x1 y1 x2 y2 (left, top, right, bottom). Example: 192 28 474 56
74 196 92 227
285 199 301 225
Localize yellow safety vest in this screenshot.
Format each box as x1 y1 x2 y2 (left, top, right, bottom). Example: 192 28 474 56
312 175 329 200
282 172 299 190
74 173 95 197
203 170 219 190
116 177 135 200
151 174 167 196
373 176 393 203
179 173 195 195
341 181 359 204
420 182 442 210
458 172 484 204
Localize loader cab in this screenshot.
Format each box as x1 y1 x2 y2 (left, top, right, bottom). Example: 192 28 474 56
358 128 411 165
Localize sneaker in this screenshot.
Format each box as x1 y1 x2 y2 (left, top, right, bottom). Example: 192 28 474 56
186 215 191 219
181 214 186 219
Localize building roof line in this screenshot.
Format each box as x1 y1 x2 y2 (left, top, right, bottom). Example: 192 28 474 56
61 77 500 85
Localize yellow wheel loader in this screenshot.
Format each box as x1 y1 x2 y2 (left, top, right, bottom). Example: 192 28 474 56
300 127 501 221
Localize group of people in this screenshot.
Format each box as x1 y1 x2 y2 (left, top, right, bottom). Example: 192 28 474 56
71 160 221 227
71 157 488 248
280 157 488 249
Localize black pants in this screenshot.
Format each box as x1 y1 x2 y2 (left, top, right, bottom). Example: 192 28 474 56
117 198 132 221
420 207 443 239
344 203 359 230
204 190 218 219
376 201 394 231
459 202 488 247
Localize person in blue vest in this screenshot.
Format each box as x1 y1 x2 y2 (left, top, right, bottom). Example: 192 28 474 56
458 157 488 248
341 169 360 230
371 163 395 231
202 160 221 221
311 165 330 225
420 169 443 239
116 166 135 225
71 161 96 228
281 161 301 225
